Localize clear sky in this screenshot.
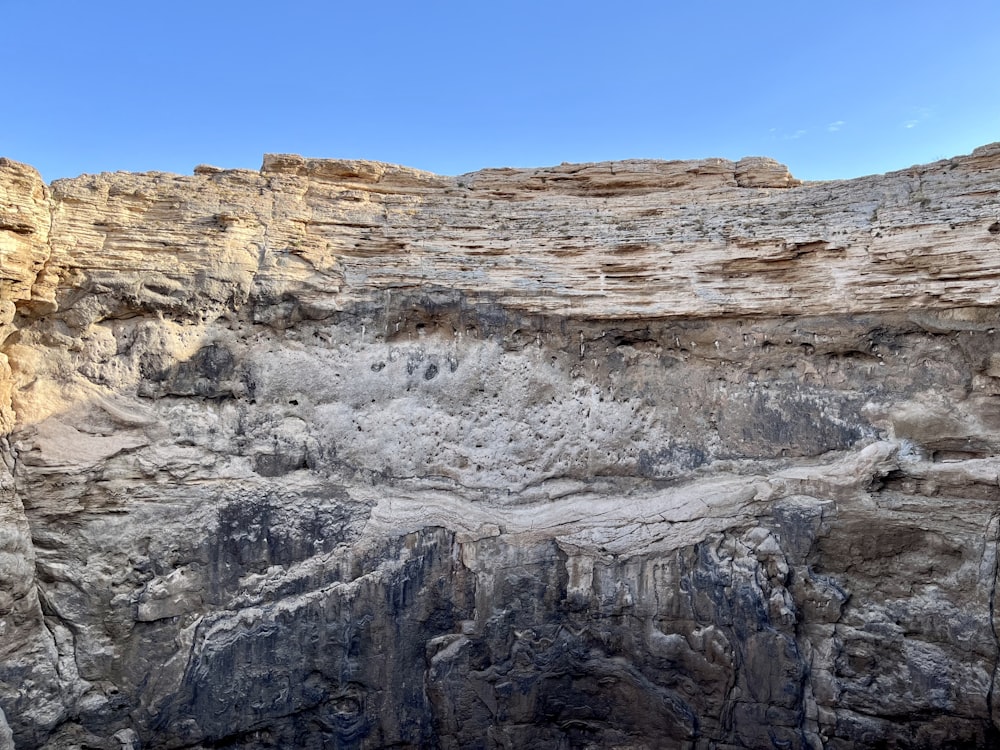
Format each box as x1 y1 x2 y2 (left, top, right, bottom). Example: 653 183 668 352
2 0 998 183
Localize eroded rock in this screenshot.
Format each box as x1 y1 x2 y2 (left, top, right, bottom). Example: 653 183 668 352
2 147 1000 748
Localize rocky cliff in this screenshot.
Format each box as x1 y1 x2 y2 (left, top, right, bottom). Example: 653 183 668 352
2 144 1000 749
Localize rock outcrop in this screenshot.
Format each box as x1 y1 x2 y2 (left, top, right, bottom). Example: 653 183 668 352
2 144 1000 748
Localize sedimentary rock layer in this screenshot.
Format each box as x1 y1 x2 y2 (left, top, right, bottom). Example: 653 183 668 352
2 144 1000 748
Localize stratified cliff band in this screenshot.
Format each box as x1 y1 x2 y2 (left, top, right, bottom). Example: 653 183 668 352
3 145 1000 749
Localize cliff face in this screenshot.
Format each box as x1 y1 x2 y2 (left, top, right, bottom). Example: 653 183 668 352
2 144 1000 749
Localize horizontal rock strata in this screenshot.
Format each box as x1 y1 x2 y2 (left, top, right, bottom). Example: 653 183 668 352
2 144 1000 748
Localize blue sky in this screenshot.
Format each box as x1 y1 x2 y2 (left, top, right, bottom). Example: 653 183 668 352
2 1 998 182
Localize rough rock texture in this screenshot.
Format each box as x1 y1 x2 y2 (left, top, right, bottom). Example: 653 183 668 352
2 144 1000 748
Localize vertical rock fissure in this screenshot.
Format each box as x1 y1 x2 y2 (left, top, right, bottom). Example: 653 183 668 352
987 509 1000 726
790 577 814 745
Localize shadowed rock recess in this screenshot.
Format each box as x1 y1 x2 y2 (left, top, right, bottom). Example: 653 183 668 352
2 144 1000 749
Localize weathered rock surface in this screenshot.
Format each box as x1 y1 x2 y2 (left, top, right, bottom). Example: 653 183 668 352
2 144 1000 748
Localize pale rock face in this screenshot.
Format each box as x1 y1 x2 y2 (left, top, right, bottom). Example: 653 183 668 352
2 146 1000 748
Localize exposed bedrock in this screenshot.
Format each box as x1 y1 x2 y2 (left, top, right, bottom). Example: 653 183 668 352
2 146 1000 748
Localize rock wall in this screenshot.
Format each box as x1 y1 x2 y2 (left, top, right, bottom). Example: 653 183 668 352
2 145 1000 748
